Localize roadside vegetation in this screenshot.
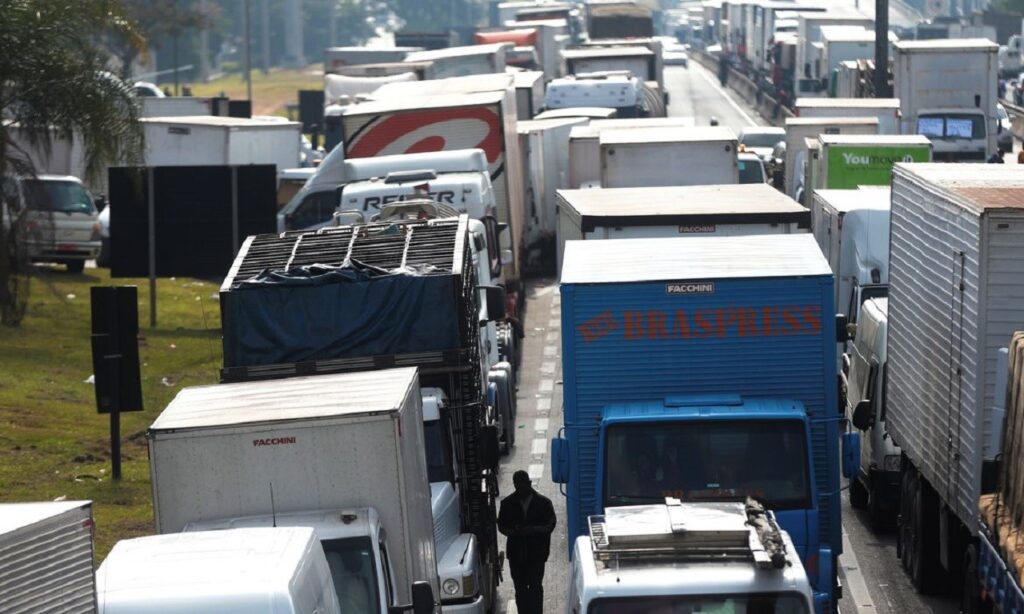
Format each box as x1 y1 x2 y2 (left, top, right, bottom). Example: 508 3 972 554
0 267 222 560
188 64 324 116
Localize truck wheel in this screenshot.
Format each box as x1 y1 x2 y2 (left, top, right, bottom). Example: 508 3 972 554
900 467 940 593
960 544 991 614
849 477 869 509
66 260 85 274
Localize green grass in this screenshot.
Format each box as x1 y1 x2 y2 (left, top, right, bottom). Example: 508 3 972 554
185 64 324 117
0 267 223 561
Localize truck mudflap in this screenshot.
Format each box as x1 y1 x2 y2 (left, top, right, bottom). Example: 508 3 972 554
842 432 861 479
979 529 1024 613
812 546 835 614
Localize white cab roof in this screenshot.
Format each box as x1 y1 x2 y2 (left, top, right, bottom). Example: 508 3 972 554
150 367 418 431
894 38 998 51
559 184 805 217
97 527 320 610
371 73 513 99
534 107 617 120
342 91 506 116
405 42 510 62
600 126 737 145
562 47 655 59
785 116 879 127
140 116 300 129
0 501 91 535
815 187 890 213
796 97 899 109
561 234 831 284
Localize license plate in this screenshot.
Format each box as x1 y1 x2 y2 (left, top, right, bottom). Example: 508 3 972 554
58 244 77 252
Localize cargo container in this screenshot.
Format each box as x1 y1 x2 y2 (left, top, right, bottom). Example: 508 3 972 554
874 164 1024 595
404 43 510 79
138 96 226 117
783 116 878 200
814 134 932 190
600 126 739 188
149 368 442 611
556 183 809 271
795 13 874 98
0 501 96 613
566 118 697 189
795 98 901 134
139 116 301 171
534 107 616 121
514 70 546 119
339 90 525 311
544 73 659 118
476 26 562 79
551 233 841 612
893 39 999 161
324 46 421 72
561 46 655 81
585 1 654 39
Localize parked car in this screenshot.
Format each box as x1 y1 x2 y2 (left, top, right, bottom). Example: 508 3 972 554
132 81 165 97
3 175 101 273
998 103 1013 154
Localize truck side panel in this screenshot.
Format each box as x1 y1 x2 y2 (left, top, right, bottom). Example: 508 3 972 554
560 275 838 553
600 141 738 188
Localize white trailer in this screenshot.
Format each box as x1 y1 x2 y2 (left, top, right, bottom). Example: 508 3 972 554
599 126 739 188
514 70 546 119
893 39 999 161
405 43 510 79
556 183 810 271
148 367 440 610
820 27 896 88
795 98 901 134
0 501 96 613
567 118 698 189
139 97 225 118
810 187 890 327
140 116 301 171
884 164 1024 591
783 116 878 200
324 46 421 73
795 13 873 98
97 528 344 614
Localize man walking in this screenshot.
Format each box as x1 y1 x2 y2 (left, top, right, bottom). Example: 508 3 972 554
498 470 556 614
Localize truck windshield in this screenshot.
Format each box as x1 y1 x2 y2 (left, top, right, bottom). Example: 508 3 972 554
424 419 454 483
321 536 382 614
738 159 765 184
24 180 95 215
916 114 985 140
588 593 811 614
603 420 811 510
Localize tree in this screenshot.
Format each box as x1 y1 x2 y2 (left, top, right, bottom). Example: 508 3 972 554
108 0 215 81
0 0 144 326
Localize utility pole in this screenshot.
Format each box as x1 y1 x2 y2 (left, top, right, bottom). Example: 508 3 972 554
261 0 270 74
874 0 891 97
244 0 253 102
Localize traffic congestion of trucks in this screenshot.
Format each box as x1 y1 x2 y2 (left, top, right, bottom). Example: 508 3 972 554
5 0 1024 612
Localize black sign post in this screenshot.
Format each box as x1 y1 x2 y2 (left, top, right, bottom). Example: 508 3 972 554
91 286 144 480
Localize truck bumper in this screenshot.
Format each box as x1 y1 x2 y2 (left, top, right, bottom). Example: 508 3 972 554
440 594 486 614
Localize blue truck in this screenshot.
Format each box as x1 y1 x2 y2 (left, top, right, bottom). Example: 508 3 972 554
550 233 842 612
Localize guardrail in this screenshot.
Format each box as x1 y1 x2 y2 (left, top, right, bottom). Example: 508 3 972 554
691 50 793 127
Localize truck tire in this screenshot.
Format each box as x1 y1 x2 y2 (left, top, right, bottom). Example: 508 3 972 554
849 476 869 509
899 466 941 593
66 260 85 274
960 543 991 614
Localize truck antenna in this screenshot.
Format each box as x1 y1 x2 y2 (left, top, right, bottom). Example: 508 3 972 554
269 482 277 528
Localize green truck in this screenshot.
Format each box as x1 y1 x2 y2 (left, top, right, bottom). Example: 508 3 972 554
810 134 932 195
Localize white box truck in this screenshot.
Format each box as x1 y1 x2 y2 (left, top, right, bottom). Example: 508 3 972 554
96 528 353 614
795 98 901 134
876 164 1024 594
140 116 301 171
599 126 739 188
514 70 546 119
340 90 526 314
795 13 874 97
556 183 810 271
784 116 878 201
567 117 697 189
404 43 510 79
148 367 441 613
893 39 999 161
0 501 96 613
810 187 890 329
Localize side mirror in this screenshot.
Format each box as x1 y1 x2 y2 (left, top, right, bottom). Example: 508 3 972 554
479 285 506 321
841 431 860 479
835 314 849 343
551 436 569 484
411 581 435 614
851 399 874 431
998 121 1004 134
479 425 501 470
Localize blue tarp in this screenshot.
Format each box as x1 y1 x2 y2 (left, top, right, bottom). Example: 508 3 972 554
221 262 462 368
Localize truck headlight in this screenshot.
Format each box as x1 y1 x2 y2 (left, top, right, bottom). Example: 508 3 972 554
91 222 102 241
443 579 460 596
883 454 901 472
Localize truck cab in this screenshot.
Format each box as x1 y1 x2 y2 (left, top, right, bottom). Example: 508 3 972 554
843 297 899 526
568 499 815 614
915 109 990 162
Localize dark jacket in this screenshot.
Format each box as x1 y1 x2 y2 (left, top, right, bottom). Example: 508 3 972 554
498 490 556 563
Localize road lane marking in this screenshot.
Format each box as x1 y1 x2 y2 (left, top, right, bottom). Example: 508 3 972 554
543 346 557 357
532 439 547 455
539 379 554 393
840 526 877 612
694 64 757 127
548 318 560 328
537 398 551 411
528 463 544 479
545 332 558 342
540 361 555 374
535 418 549 433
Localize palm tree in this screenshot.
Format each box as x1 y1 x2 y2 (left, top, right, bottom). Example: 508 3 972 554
0 0 145 326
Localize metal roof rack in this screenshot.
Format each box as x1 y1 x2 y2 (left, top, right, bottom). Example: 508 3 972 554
588 498 788 570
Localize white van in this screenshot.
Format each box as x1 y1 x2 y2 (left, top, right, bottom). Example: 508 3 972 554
844 297 899 526
96 527 342 614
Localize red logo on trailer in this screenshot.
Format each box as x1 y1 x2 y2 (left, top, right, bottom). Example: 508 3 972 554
346 107 505 166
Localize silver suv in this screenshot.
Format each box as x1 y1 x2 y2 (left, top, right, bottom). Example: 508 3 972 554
4 175 101 273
